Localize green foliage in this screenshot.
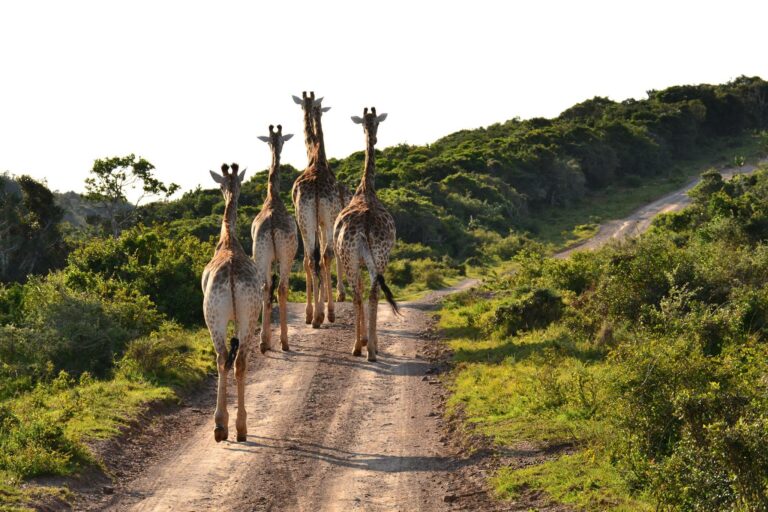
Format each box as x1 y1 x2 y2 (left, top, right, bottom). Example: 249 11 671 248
118 324 215 387
0 174 67 283
21 272 161 376
492 288 564 336
85 154 179 237
66 225 213 325
442 164 768 510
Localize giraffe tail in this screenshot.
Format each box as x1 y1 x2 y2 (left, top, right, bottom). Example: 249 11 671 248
312 239 321 277
225 337 239 370
360 236 401 316
376 274 401 316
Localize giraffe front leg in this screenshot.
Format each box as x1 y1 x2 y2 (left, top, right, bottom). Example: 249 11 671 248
213 351 229 442
234 349 248 442
259 283 272 354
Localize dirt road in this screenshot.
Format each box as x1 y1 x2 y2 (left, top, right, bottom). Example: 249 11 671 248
90 280 498 512
556 160 766 258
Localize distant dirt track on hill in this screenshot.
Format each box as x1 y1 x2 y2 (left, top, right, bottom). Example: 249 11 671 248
556 159 767 259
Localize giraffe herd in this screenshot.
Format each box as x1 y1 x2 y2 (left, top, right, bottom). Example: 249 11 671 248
201 92 399 442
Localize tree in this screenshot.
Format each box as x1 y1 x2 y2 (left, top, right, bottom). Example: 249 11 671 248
0 173 67 283
84 154 179 237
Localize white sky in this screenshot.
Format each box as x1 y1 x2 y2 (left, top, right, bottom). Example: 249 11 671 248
1 0 766 198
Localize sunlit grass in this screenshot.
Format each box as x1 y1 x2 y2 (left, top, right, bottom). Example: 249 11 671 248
439 291 652 510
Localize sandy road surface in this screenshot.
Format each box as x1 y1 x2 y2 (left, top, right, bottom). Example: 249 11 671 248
93 280 489 512
556 160 766 258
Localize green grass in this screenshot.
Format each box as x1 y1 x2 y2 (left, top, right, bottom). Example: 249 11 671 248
0 327 215 509
439 291 652 510
0 478 70 512
493 450 653 511
529 134 765 249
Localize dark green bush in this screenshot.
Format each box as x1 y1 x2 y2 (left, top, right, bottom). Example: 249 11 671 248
493 288 564 336
66 225 213 325
21 273 161 376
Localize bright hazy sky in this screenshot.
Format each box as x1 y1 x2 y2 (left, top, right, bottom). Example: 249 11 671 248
1 1 766 198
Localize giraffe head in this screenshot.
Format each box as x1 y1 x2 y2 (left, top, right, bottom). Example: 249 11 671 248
209 163 246 202
292 91 331 129
351 107 387 144
292 91 329 111
257 124 293 157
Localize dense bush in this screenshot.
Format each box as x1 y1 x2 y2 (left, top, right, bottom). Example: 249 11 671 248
66 225 213 325
20 273 161 377
493 288 564 336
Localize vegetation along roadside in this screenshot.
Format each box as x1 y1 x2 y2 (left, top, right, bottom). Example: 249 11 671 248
1 76 768 509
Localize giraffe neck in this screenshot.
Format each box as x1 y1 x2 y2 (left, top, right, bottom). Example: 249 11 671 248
218 195 239 248
314 112 328 165
303 107 317 165
359 135 376 194
267 150 280 198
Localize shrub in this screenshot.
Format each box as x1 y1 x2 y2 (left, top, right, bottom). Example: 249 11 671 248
493 288 564 336
0 402 85 479
118 324 212 386
21 273 161 376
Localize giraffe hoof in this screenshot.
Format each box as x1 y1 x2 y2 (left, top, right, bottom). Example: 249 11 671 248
305 316 312 324
367 353 377 362
236 432 247 442
336 293 345 303
214 425 228 443
352 348 362 357
281 343 290 352
259 342 269 354
328 311 336 323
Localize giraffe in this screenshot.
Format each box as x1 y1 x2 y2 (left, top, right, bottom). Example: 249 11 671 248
334 107 399 362
291 91 342 327
252 124 297 352
202 163 262 442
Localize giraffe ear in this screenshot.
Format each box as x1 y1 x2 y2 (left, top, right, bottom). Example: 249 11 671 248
351 116 363 124
282 133 294 142
209 170 225 184
313 96 324 107
292 95 303 105
321 106 331 113
237 168 247 183
257 136 270 143
376 113 388 122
